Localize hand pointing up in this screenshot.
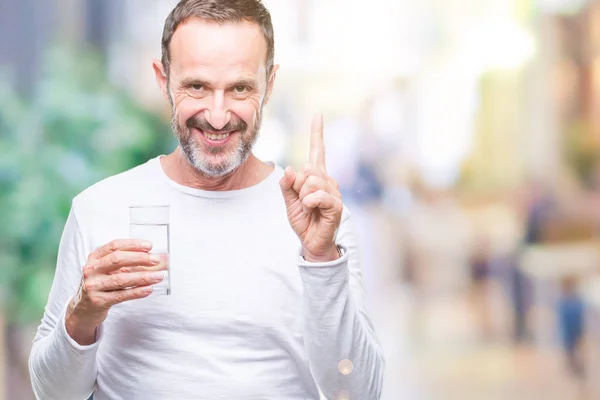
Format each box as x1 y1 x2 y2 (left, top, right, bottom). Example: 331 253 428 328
280 113 343 262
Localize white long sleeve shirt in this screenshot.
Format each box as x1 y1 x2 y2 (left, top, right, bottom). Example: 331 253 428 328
29 156 384 400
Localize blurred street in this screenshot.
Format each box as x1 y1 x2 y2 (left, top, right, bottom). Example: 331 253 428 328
360 204 591 400
3 0 600 399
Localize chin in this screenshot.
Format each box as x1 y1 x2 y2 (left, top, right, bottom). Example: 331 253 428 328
192 155 243 178
181 136 253 178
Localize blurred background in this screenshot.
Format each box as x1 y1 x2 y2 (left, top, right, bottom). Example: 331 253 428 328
2 0 600 399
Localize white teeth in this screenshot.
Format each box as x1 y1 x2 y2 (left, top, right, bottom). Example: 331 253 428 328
204 132 230 140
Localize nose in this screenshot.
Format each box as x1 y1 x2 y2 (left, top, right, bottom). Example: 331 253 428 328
204 91 231 131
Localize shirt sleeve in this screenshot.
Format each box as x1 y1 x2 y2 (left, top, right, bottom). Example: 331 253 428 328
28 206 101 400
297 207 385 400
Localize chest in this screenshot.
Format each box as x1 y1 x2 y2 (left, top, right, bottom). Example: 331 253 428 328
86 199 304 339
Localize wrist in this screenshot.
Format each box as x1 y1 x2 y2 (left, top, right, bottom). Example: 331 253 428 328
302 244 341 263
65 304 99 346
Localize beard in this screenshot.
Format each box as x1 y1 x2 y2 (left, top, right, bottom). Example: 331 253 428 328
170 104 262 178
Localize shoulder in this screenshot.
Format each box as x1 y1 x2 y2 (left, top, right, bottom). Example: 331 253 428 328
72 158 159 213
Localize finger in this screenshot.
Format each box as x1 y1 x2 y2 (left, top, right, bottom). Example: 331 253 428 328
300 174 341 201
104 285 155 306
114 254 169 274
88 271 165 292
90 239 152 261
302 189 340 212
300 163 327 180
279 166 296 190
309 113 326 172
300 163 340 197
94 251 161 275
292 169 307 194
280 166 300 206
299 175 327 202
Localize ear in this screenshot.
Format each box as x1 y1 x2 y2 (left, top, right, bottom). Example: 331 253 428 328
152 59 169 102
263 64 279 106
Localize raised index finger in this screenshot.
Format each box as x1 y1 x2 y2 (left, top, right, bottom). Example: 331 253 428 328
90 239 152 261
309 113 327 172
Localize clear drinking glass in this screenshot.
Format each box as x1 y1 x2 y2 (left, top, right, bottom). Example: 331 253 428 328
129 205 171 295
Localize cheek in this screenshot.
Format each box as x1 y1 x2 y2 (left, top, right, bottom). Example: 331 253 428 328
173 97 202 124
231 96 263 125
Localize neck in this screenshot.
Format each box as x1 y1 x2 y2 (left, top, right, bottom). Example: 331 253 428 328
160 147 273 191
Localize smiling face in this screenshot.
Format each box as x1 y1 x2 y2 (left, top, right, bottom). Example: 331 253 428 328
155 18 277 177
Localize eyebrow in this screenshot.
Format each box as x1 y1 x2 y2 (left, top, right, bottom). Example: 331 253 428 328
228 79 257 88
179 77 258 88
180 77 210 87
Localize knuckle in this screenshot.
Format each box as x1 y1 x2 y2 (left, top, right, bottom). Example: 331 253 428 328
112 292 125 304
138 274 151 286
108 240 118 252
110 252 122 266
83 280 95 293
82 264 95 279
112 275 125 289
307 175 321 188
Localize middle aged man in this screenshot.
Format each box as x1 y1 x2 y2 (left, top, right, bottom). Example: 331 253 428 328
29 1 385 399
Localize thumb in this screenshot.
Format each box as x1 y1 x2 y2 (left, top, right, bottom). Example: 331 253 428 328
279 166 299 205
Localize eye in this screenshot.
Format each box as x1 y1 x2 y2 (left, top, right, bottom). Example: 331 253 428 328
233 85 249 94
185 83 206 98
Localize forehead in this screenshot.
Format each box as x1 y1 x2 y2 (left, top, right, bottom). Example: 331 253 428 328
169 18 268 81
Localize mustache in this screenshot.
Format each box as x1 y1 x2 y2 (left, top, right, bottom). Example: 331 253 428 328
186 114 247 133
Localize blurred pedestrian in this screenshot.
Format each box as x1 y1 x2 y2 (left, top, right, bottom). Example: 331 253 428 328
557 276 585 378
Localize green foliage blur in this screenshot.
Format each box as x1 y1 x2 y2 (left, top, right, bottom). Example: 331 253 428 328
0 47 174 325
